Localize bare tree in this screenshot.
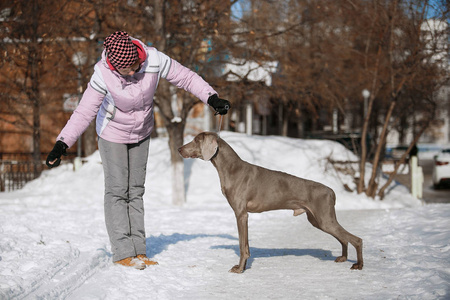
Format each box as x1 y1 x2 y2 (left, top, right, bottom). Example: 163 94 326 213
354 0 448 198
232 0 448 199
0 0 68 162
1 0 447 202
147 1 235 205
0 0 120 159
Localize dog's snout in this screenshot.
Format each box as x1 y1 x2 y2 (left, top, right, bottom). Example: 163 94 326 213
178 146 186 157
178 145 194 159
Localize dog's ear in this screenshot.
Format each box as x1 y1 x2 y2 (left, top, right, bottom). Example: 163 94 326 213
200 134 218 161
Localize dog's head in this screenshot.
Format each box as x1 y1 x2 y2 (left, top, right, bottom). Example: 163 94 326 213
178 132 219 161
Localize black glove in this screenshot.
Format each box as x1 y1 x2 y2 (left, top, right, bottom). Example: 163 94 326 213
207 94 230 115
46 141 68 168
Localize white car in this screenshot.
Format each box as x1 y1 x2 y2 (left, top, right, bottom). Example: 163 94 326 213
432 148 450 188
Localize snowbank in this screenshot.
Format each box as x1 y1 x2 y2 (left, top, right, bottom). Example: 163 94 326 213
1 132 447 300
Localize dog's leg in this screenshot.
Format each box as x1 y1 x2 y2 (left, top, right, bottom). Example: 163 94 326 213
305 211 349 261
230 211 250 273
306 210 364 270
306 210 348 263
349 235 364 270
330 225 363 270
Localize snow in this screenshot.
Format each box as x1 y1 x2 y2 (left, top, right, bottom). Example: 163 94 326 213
0 131 449 300
222 59 278 86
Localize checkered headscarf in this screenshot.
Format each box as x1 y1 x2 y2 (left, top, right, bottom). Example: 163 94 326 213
104 31 138 69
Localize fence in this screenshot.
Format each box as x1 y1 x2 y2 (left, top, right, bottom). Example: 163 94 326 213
0 153 44 192
0 153 79 192
0 160 46 192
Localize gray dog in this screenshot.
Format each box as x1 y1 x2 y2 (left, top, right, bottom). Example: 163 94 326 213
178 132 363 273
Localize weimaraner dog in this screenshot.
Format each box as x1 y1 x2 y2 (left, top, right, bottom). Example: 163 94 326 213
178 132 363 273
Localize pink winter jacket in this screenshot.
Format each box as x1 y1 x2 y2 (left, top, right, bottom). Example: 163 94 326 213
57 38 217 147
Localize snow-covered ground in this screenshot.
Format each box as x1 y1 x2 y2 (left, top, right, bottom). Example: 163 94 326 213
0 132 449 300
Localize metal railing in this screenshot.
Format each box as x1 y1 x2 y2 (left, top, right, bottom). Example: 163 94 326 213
0 160 45 192
0 152 79 192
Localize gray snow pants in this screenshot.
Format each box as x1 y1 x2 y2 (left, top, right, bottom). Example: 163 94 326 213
98 136 150 262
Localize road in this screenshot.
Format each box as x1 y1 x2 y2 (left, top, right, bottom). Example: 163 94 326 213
396 158 450 204
420 158 450 203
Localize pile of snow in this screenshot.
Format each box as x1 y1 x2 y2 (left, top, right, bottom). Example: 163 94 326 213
0 132 448 299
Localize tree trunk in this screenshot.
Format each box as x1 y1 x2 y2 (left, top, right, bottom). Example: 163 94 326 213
154 88 188 206
154 0 165 52
154 79 188 205
366 100 396 198
357 93 375 194
377 122 430 199
278 103 284 136
166 122 186 206
31 64 40 164
30 0 41 166
357 46 382 194
153 0 187 205
280 104 288 137
83 123 97 156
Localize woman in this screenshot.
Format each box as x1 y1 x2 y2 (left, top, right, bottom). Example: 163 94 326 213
46 31 230 270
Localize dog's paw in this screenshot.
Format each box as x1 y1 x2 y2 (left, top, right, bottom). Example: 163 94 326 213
229 265 244 273
351 262 363 270
334 256 347 263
